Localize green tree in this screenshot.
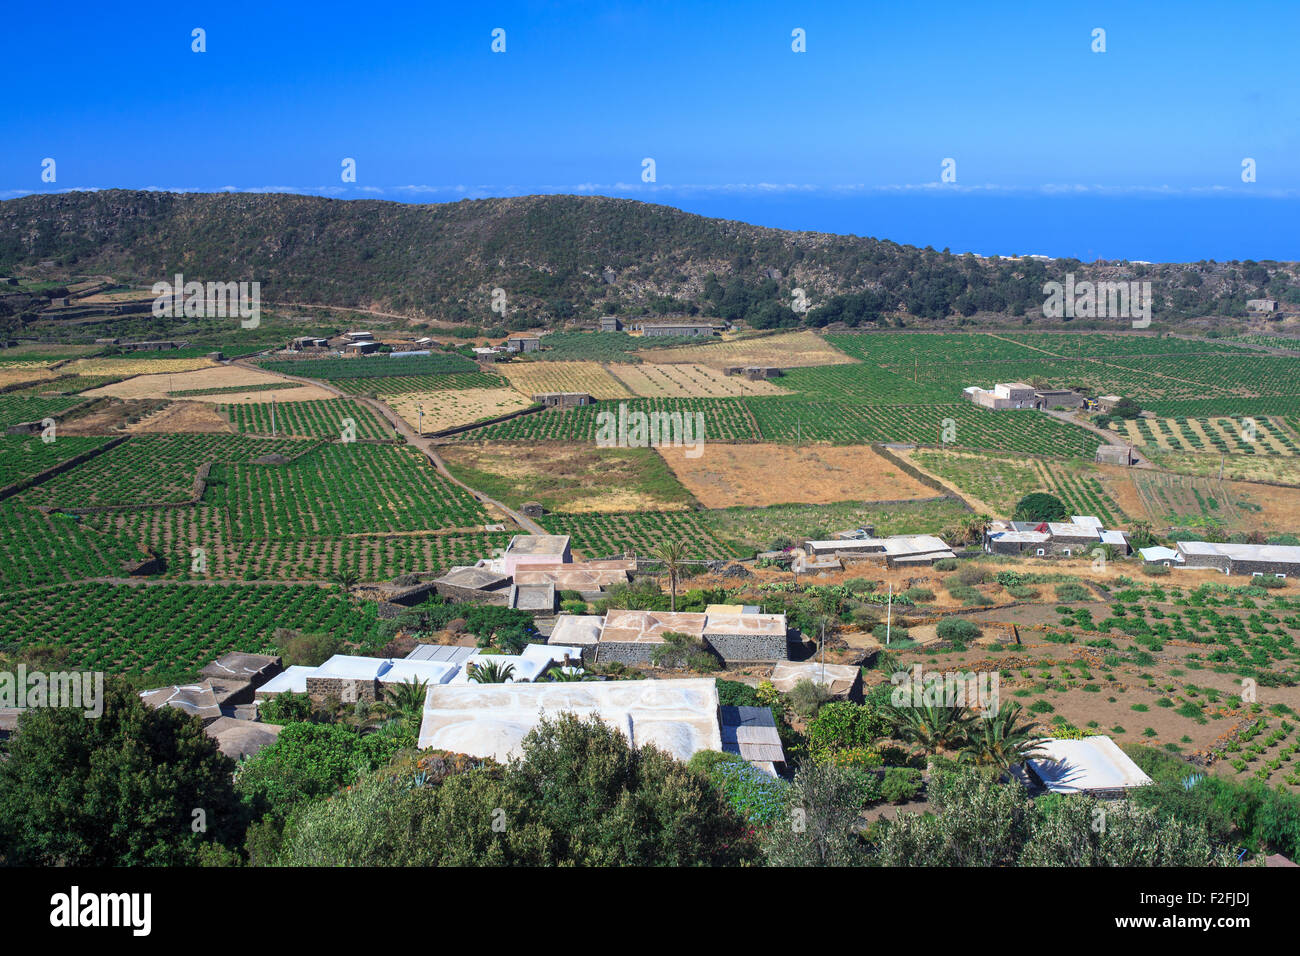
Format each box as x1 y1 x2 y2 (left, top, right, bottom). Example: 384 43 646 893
467 660 517 683
890 703 974 757
761 762 871 866
0 680 244 866
1013 492 1068 523
649 540 691 612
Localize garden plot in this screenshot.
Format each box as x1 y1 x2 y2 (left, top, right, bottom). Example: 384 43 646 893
223 397 392 440
383 388 536 433
439 441 695 514
498 360 632 399
210 442 489 539
638 331 856 369
83 363 334 403
612 363 789 397
658 443 934 508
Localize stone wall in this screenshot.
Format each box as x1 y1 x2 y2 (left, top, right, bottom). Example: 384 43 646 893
704 632 789 663
306 676 380 704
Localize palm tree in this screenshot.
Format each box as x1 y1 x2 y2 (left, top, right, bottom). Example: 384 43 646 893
961 513 994 545
961 702 1049 772
545 667 589 682
331 568 361 592
384 677 429 722
890 703 974 756
649 541 690 613
467 660 517 684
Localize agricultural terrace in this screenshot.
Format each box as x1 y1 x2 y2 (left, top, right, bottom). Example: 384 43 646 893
523 330 677 361
256 353 479 381
454 397 760 443
83 363 333 403
0 435 113 491
703 497 971 551
84 505 513 583
864 570 1300 788
0 583 378 681
497 360 633 399
0 503 151 593
610 363 789 397
745 399 1100 456
637 330 857 368
656 443 938 509
0 366 56 388
908 449 1130 524
438 442 696 514
223 398 393 440
68 355 219 376
1119 416 1299 456
18 434 313 507
382 388 536 434
1128 471 1300 532
209 443 489 539
0 394 86 427
14 375 127 396
537 509 743 560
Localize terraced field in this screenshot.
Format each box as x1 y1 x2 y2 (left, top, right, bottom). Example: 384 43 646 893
222 397 393 440
497 360 633 399
610 363 789 397
1121 416 1299 456
537 509 743 560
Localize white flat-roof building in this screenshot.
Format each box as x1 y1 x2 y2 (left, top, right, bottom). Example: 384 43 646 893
417 678 725 762
1024 736 1152 798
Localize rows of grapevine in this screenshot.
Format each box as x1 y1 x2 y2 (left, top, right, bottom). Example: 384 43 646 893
0 435 112 490
0 503 151 593
257 353 481 379
20 434 314 507
453 398 759 442
747 400 1101 457
1032 462 1128 526
209 442 488 539
537 510 741 560
0 582 378 677
0 395 84 427
222 398 393 440
84 505 512 583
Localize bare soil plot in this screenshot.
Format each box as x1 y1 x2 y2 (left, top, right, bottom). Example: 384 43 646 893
657 443 937 508
126 402 234 434
58 399 170 435
439 441 695 513
83 364 333 403
611 363 789 397
0 366 57 388
69 356 218 376
497 360 632 399
383 388 535 433
638 331 857 369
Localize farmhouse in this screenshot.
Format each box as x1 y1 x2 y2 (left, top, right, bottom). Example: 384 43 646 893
417 678 724 763
586 606 789 665
501 534 571 575
964 382 1085 411
1093 395 1123 414
262 645 585 704
342 340 380 355
289 336 329 350
1246 299 1278 313
1096 444 1137 466
984 517 1128 557
532 392 593 408
1170 541 1300 578
599 315 623 332
506 334 542 353
803 534 954 567
1021 736 1152 799
635 321 721 337
769 660 864 701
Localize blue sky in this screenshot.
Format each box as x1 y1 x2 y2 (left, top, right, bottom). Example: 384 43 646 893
4 1 1298 260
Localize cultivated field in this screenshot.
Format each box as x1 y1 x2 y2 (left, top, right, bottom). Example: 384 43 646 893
657 443 936 508
127 402 234 434
383 388 536 433
611 363 789 397
0 366 56 388
69 356 218 376
497 360 632 399
439 441 695 513
1119 416 1298 456
638 330 858 368
223 397 393 440
84 364 334 403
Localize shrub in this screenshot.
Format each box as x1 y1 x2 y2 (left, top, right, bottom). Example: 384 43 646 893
787 677 833 718
1013 492 1068 522
716 679 762 707
1055 582 1092 603
936 617 981 642
881 767 924 803
807 701 891 763
904 587 935 603
933 558 959 571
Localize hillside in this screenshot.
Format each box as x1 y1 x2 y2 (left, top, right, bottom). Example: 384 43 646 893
1 190 1298 332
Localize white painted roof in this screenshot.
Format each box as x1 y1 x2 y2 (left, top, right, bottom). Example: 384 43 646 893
1027 736 1153 794
1139 546 1181 562
548 615 604 646
1071 515 1103 529
255 665 313 695
417 678 724 762
1177 541 1300 563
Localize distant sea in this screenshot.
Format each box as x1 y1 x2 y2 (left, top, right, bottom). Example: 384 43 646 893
573 193 1300 265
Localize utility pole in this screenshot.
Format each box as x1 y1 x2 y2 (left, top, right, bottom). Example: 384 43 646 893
820 618 826 682
271 393 276 438
417 403 423 436
886 582 893 645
